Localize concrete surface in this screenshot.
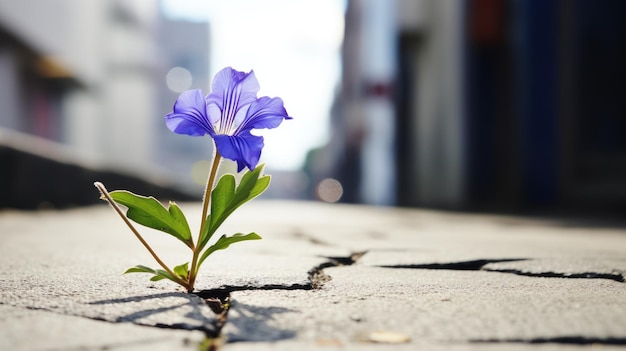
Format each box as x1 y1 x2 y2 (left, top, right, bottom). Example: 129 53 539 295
0 200 625 350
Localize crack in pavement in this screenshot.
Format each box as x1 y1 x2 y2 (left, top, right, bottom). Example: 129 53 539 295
195 251 367 298
472 336 626 345
380 258 626 283
308 251 367 289
6 250 625 349
2 252 367 351
23 253 625 349
84 253 620 348
483 268 625 283
380 258 526 271
189 251 367 349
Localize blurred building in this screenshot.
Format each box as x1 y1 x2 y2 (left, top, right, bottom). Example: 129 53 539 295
0 0 210 207
0 0 161 171
321 0 626 213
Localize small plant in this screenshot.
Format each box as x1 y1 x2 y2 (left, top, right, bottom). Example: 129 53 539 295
95 67 291 293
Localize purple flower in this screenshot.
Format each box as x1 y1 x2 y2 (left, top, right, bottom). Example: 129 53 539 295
165 67 291 171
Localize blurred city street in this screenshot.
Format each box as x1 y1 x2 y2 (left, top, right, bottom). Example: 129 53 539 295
1 0 626 350
2 0 626 212
1 200 625 350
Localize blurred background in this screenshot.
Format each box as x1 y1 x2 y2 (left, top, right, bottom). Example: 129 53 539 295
0 0 625 216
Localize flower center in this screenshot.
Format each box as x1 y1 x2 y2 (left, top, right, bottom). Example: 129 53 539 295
216 101 250 136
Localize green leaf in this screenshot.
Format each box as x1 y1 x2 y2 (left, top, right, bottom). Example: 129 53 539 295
110 191 193 247
123 265 157 275
231 164 271 206
198 232 262 267
123 265 179 283
173 262 189 280
153 269 176 282
168 202 192 240
198 165 270 250
209 174 236 233
154 269 178 282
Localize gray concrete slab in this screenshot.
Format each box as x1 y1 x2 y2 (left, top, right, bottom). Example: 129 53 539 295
0 304 205 351
225 267 626 346
1 201 625 350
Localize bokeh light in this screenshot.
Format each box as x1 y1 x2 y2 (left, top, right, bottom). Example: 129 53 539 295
317 178 343 203
166 66 193 93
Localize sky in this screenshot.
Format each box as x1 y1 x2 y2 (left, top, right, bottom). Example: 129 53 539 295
161 0 346 171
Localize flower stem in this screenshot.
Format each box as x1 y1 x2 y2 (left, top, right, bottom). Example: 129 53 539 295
201 150 223 231
188 147 222 292
94 182 190 290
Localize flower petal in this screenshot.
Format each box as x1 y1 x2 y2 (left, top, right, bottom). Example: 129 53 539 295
213 131 264 172
206 67 260 131
236 96 292 134
165 89 213 136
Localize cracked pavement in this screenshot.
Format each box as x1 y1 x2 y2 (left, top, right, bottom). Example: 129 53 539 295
1 201 625 350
